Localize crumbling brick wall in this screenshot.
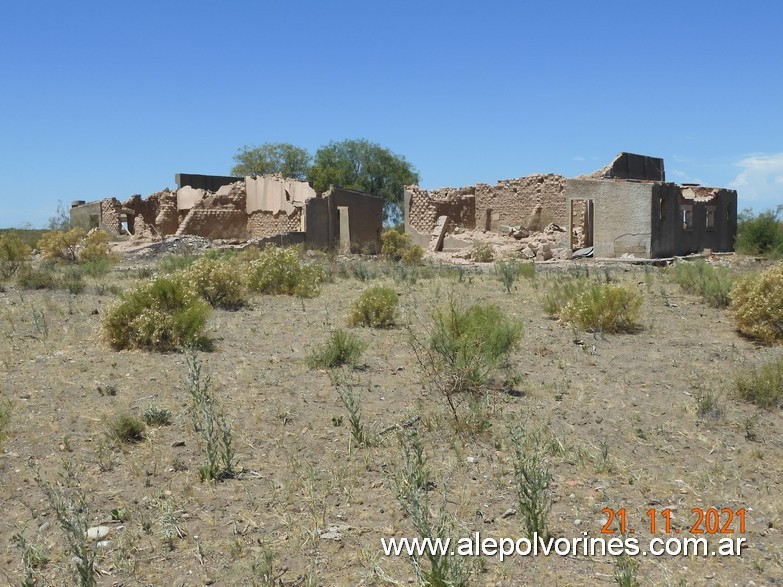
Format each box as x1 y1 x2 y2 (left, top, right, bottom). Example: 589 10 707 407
100 198 123 236
406 186 476 234
407 174 567 234
473 174 567 230
176 209 249 239
247 209 302 238
154 191 179 236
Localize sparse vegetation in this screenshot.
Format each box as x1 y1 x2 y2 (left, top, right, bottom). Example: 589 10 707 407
496 260 535 293
733 357 783 409
102 276 211 351
331 370 367 447
144 401 173 426
0 395 10 449
730 263 783 344
510 426 552 540
0 232 31 278
666 259 735 308
38 228 86 263
306 328 365 369
34 461 97 587
77 229 116 265
348 285 399 327
186 353 236 481
107 413 146 444
410 299 522 421
392 429 472 586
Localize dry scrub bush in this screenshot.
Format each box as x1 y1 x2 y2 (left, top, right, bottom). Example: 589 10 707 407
410 300 522 421
381 229 424 264
107 413 146 444
733 357 783 408
470 242 494 262
666 260 734 308
39 228 86 263
559 283 642 333
177 256 247 310
103 277 210 351
306 329 365 369
543 277 642 333
245 245 326 297
347 285 399 327
78 230 116 264
0 232 31 278
730 263 783 344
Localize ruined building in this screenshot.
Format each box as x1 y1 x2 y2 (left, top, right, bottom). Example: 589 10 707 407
70 173 384 252
404 152 738 259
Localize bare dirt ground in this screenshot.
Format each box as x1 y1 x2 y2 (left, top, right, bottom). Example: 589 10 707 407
1 252 781 586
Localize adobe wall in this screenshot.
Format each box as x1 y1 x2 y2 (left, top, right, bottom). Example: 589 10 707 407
100 199 124 236
405 174 567 235
327 187 384 252
176 209 249 239
69 201 101 231
567 179 653 258
247 209 302 238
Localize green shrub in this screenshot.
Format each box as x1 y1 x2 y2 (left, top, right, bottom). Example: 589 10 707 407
143 403 172 426
0 395 10 449
107 413 146 444
559 283 642 333
0 232 31 278
471 243 494 262
735 206 783 257
733 358 783 408
541 276 588 316
59 267 86 295
730 263 783 344
429 300 522 395
245 245 326 298
102 277 211 351
666 260 735 308
348 285 399 328
17 264 58 290
307 329 366 369
38 228 85 263
177 256 247 310
80 258 114 277
159 249 198 273
78 230 117 265
381 229 423 265
496 261 535 293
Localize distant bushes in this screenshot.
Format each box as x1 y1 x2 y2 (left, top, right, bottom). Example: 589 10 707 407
38 228 86 263
0 232 31 278
666 260 735 308
730 263 783 344
735 206 783 257
381 229 423 265
103 277 211 351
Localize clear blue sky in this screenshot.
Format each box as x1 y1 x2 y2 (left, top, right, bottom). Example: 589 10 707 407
1 0 781 228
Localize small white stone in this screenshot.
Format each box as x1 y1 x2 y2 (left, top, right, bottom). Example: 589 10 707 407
87 526 111 540
96 540 113 548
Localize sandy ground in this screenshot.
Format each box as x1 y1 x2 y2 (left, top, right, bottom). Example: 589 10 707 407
0 253 781 586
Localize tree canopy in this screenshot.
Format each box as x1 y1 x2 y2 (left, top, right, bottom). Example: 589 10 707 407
231 143 311 180
230 139 419 222
308 139 419 222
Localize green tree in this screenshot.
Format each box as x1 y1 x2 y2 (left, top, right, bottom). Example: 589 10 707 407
231 143 311 179
735 205 783 256
308 139 420 222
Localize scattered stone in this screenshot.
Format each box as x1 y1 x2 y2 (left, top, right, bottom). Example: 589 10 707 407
96 540 113 548
87 526 111 540
501 508 516 519
574 519 582 526
38 521 50 533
